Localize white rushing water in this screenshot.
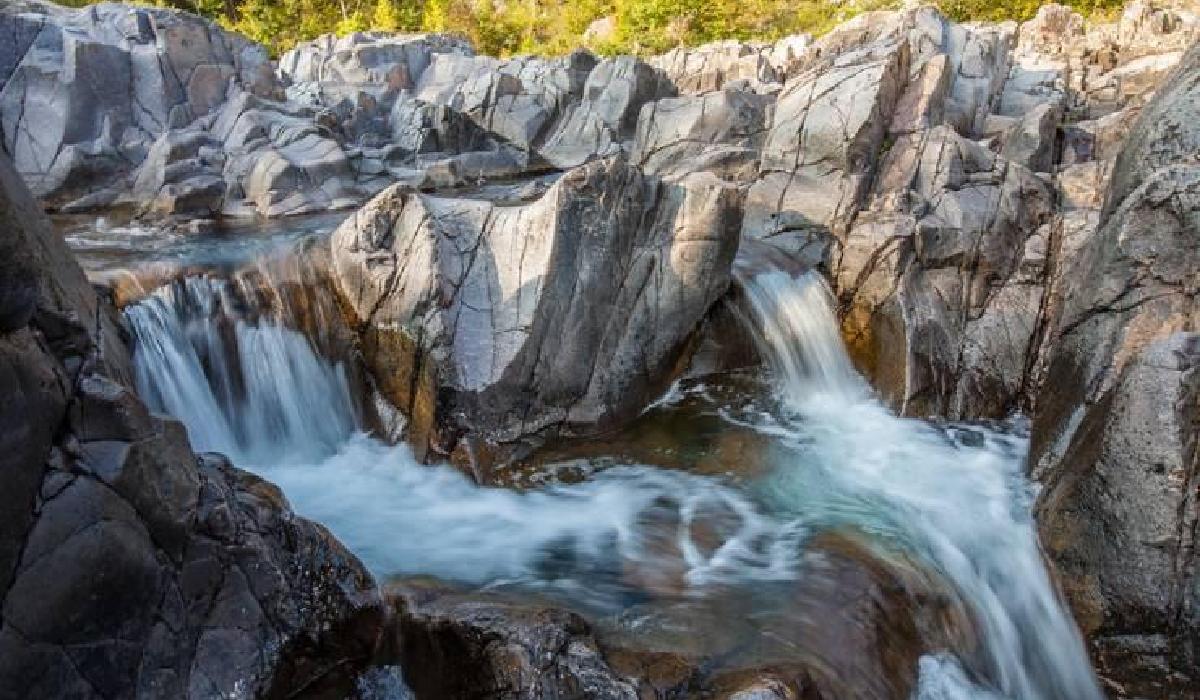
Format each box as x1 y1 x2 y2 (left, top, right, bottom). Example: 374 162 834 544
125 275 805 606
735 269 1102 700
125 277 356 465
126 268 1102 699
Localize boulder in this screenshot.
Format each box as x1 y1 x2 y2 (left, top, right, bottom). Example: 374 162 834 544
212 88 363 217
415 52 592 157
278 31 472 88
387 534 953 700
392 582 640 700
648 40 781 95
631 87 771 180
539 56 675 168
836 126 1055 419
330 154 741 466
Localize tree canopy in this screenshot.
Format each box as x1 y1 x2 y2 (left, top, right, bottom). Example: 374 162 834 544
55 0 1128 58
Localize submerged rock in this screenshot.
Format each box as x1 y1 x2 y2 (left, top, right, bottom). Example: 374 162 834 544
386 534 963 700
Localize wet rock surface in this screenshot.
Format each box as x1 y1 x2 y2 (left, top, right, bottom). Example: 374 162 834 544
386 533 962 700
4 1 1200 697
0 151 387 699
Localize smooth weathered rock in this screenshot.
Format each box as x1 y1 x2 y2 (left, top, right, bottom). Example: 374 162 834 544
416 52 591 157
836 126 1055 419
279 31 472 87
539 55 675 168
648 40 782 95
391 582 640 700
632 87 771 180
388 534 954 700
331 154 741 465
213 88 363 217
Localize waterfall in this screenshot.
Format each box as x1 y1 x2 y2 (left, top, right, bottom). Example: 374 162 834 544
733 266 1103 700
123 272 805 605
126 275 358 465
124 256 1104 699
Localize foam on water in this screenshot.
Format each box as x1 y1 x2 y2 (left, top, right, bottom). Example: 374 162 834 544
734 268 1102 700
125 276 805 606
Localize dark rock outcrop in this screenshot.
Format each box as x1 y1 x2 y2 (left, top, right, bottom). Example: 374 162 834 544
0 150 386 698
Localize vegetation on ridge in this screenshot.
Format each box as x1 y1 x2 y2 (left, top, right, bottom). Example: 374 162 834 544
55 0 1128 57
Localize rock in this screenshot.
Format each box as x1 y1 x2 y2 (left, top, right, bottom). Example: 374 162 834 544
278 31 472 88
836 126 1055 419
331 154 741 465
1035 334 1200 697
1104 44 1200 217
540 56 675 169
387 533 955 700
130 127 227 216
1032 42 1200 696
631 87 771 180
213 88 362 217
391 581 640 700
390 92 495 157
648 40 781 95
0 0 280 208
415 52 590 157
0 150 387 699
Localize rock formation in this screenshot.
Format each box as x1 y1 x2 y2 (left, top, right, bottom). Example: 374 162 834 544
330 154 741 466
4 0 1200 695
1032 41 1200 698
0 151 386 699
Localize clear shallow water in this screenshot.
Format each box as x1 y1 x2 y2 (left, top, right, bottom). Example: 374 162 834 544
123 260 1102 699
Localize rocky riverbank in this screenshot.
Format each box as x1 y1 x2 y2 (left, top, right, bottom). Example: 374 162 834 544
3 0 1200 696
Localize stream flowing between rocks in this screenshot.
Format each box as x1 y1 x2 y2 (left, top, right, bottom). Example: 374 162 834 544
109 227 1101 699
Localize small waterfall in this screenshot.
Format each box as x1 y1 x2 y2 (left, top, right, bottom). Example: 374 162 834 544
733 266 1102 700
126 274 358 465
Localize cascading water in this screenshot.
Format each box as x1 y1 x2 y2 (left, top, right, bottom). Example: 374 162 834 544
124 272 806 607
126 275 358 465
733 267 1102 700
124 257 1105 699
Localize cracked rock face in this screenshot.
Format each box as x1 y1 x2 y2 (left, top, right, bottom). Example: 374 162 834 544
0 151 386 699
330 154 741 467
1030 42 1200 697
732 3 1199 422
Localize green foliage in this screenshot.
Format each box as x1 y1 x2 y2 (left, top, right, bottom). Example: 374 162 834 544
52 0 1141 58
372 0 422 31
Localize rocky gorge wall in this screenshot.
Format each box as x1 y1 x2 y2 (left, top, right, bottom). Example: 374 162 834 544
3 0 1200 696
